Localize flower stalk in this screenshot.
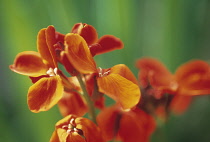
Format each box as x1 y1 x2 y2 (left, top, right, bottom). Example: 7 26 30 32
76 73 97 124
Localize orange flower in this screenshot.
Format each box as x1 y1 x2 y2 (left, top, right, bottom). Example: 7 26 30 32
71 23 124 56
97 105 156 142
62 33 141 109
136 57 210 116
136 57 210 96
10 26 64 113
50 115 105 142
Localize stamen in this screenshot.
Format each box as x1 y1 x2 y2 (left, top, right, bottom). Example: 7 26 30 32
98 67 110 77
61 118 84 135
46 68 58 76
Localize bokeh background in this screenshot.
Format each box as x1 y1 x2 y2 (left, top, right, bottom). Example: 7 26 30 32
1 0 210 142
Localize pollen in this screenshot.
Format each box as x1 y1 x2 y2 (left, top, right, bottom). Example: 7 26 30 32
46 68 58 76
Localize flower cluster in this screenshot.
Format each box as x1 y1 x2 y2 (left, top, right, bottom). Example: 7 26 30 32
10 23 210 142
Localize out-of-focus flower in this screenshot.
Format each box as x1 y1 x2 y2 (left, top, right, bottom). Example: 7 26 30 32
136 57 210 118
97 105 156 142
50 115 105 142
10 26 64 113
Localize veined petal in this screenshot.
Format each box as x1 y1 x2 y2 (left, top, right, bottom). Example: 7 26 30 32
71 23 98 45
94 35 123 55
27 75 63 113
111 64 138 85
9 51 48 77
65 33 97 74
37 26 57 68
97 74 140 109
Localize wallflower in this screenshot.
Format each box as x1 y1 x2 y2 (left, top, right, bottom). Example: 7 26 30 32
97 105 156 142
50 115 105 142
10 26 64 112
136 57 210 116
71 23 123 56
62 33 141 109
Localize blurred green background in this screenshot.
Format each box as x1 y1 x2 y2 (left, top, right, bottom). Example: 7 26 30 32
1 0 210 142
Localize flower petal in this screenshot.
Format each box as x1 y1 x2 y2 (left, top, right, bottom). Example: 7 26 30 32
37 26 57 68
97 105 122 141
136 58 175 93
58 91 88 117
75 117 105 142
9 51 48 77
119 108 156 142
97 74 140 109
27 75 63 113
64 33 97 74
175 60 210 95
92 35 123 55
169 95 193 114
71 23 98 45
111 64 138 85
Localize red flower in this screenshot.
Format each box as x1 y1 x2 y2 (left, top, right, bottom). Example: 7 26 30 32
50 115 105 142
97 105 156 142
71 23 124 56
62 33 141 109
10 26 64 112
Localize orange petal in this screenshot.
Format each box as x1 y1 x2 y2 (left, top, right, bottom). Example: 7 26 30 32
97 105 122 141
111 64 138 85
9 51 48 77
64 33 97 74
175 60 210 95
136 57 174 92
71 23 98 45
60 51 78 76
75 117 105 142
169 95 193 114
50 130 61 142
119 108 156 142
97 74 140 109
37 26 57 68
58 91 88 117
27 75 63 113
92 35 123 55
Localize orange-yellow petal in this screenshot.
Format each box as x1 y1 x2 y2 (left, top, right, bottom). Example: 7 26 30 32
97 74 140 109
64 33 97 74
9 51 48 77
71 23 98 45
93 35 123 55
37 26 57 68
111 64 138 85
27 75 63 113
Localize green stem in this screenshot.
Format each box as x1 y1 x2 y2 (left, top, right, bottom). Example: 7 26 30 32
76 73 97 124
